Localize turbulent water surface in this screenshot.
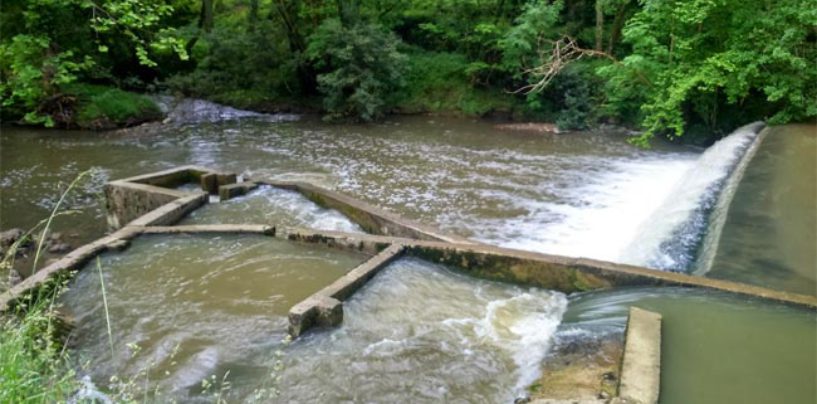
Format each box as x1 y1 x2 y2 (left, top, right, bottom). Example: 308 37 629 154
2 116 815 403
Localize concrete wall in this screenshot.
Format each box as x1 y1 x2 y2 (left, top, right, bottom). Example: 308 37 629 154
618 307 662 404
0 226 143 311
118 165 214 188
284 228 817 310
105 166 234 228
261 179 474 244
105 182 188 228
288 244 404 337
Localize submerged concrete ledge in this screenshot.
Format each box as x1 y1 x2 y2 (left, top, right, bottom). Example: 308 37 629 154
618 307 662 404
261 179 474 244
288 244 405 337
0 226 144 311
219 181 259 201
284 228 817 310
143 224 276 236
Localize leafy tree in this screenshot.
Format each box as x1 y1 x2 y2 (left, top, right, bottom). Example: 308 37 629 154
306 18 407 121
598 0 817 143
0 0 187 125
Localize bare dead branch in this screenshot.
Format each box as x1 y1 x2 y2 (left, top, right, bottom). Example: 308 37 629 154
513 36 649 94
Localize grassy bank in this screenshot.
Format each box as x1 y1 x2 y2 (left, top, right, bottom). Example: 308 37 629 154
0 83 162 130
65 84 162 130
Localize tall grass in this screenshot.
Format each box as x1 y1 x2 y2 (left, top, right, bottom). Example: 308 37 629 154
97 257 114 359
31 170 91 273
0 294 79 402
0 171 92 402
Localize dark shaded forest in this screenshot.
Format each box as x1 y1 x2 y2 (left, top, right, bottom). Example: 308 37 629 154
2 0 815 143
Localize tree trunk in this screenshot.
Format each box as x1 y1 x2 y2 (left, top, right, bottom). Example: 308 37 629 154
249 0 259 30
200 0 214 32
607 1 631 55
336 0 360 27
595 0 604 52
273 0 317 93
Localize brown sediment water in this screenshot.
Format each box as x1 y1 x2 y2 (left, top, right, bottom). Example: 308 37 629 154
60 234 368 397
2 117 815 401
563 286 817 404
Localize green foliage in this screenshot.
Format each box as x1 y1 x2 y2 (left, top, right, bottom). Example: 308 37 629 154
89 0 188 68
500 0 565 75
599 0 817 143
0 0 186 126
2 0 814 134
553 63 600 130
0 303 78 402
66 84 162 128
167 21 297 109
306 19 408 122
398 50 515 116
0 34 94 126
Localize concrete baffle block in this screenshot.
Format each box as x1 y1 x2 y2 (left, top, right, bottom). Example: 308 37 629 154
618 306 662 404
216 173 237 186
288 295 343 338
200 173 219 194
218 182 258 201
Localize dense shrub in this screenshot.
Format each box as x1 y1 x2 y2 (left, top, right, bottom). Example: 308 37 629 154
166 22 297 109
306 19 407 122
66 84 162 129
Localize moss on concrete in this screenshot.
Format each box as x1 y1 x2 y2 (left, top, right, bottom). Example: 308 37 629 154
411 246 611 293
530 333 624 402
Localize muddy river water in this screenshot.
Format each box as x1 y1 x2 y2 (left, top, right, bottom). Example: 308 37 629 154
1 117 815 402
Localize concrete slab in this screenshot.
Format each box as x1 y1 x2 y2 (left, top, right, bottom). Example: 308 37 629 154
321 244 405 301
262 179 474 244
288 295 344 337
0 225 144 311
283 228 817 310
288 244 404 337
115 165 216 187
218 182 259 201
127 193 208 227
104 181 188 228
142 224 275 235
618 307 662 404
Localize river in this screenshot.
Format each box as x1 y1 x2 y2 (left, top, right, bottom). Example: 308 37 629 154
1 116 815 402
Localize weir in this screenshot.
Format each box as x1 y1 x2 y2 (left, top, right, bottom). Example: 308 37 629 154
2 123 814 402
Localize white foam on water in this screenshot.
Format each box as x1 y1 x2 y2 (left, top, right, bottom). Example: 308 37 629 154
280 258 568 402
483 157 695 263
469 123 764 273
619 122 764 270
473 292 567 393
184 185 364 233
255 186 363 233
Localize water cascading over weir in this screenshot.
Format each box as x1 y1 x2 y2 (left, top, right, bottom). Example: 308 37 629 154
619 122 767 273
0 122 813 403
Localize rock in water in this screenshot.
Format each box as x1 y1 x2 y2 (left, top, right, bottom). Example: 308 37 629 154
48 242 72 254
0 228 24 248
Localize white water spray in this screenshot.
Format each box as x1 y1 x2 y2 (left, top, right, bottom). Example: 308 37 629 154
619 122 765 271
